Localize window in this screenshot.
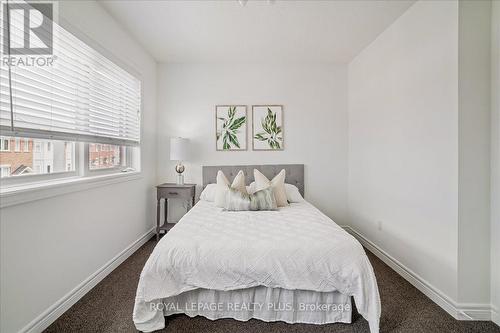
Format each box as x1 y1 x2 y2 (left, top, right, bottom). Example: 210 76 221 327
0 138 10 152
88 144 123 170
0 165 11 178
0 3 141 189
0 137 75 179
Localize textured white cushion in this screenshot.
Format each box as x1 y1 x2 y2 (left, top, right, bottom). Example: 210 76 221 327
215 170 247 207
247 182 256 195
284 183 304 202
199 184 217 202
253 169 288 207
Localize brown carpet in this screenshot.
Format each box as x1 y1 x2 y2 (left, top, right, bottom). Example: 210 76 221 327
45 238 500 333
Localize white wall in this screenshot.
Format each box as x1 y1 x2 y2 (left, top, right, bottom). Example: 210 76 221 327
348 0 495 317
157 63 348 223
0 1 158 332
491 0 500 326
457 0 491 305
348 0 459 301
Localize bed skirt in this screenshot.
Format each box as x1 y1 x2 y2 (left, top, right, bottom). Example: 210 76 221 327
136 286 352 332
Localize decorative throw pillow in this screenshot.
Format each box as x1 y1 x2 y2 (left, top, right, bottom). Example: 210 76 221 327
199 184 217 202
224 187 277 211
284 183 304 202
254 169 288 207
215 170 247 207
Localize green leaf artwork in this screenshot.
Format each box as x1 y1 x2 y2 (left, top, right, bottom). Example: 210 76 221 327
254 108 283 149
216 106 246 150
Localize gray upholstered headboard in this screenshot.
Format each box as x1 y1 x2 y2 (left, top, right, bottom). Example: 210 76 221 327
202 164 304 196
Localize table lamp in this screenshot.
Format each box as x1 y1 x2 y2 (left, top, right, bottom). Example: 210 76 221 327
170 137 189 185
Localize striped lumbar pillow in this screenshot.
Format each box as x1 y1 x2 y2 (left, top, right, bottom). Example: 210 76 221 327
224 187 277 211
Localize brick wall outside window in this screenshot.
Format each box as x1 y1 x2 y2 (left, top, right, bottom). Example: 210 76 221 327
0 139 33 175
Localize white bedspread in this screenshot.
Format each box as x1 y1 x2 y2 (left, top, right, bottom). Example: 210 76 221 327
133 200 380 333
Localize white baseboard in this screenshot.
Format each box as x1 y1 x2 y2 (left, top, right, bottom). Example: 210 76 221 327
342 225 494 322
20 228 155 333
456 303 494 321
492 306 499 326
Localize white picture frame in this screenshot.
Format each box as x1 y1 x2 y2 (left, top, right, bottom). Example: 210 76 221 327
215 105 248 151
252 105 284 151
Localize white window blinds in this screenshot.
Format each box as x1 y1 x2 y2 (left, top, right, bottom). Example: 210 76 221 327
1 2 141 145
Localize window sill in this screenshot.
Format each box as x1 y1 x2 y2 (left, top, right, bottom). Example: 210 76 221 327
0 171 143 208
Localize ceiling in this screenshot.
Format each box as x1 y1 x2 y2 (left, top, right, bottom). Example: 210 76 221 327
100 0 415 63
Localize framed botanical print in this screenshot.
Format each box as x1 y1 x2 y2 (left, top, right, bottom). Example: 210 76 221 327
252 105 284 150
215 105 247 151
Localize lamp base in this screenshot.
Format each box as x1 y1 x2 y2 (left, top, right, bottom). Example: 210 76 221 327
176 173 184 185
175 162 185 185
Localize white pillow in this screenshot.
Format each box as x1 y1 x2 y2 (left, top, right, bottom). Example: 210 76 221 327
284 183 304 202
215 170 247 207
247 182 256 195
199 184 217 201
254 169 288 207
249 182 304 203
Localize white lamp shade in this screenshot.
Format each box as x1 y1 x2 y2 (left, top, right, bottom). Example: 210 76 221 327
170 137 189 161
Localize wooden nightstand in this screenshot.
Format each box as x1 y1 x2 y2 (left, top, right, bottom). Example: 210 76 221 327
156 183 196 241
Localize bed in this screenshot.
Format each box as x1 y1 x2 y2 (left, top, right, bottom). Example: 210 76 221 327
133 164 380 333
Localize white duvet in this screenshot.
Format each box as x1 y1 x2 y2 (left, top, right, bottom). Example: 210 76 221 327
133 200 380 333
